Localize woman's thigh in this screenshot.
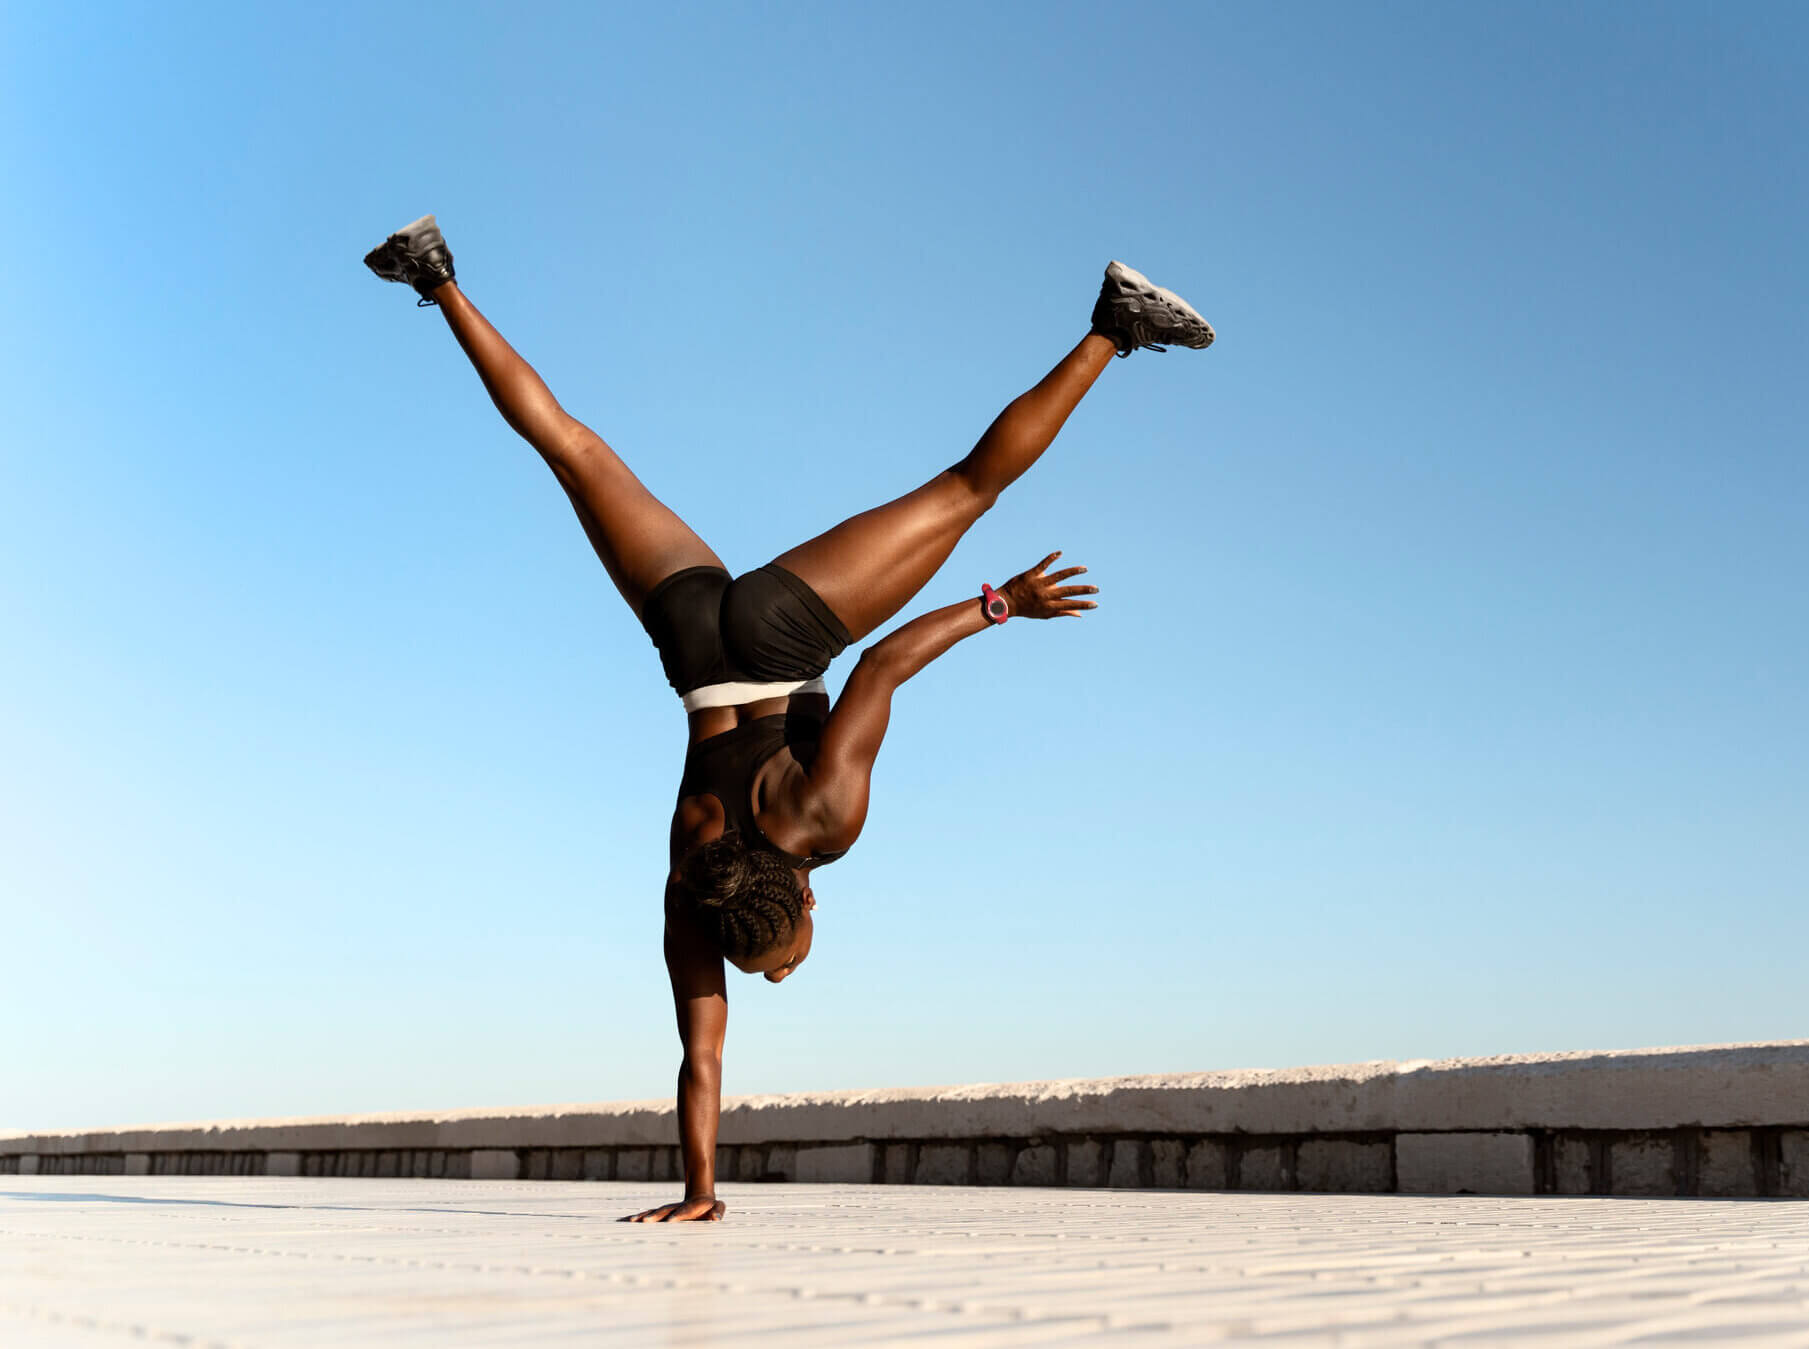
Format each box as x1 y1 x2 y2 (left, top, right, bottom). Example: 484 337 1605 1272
768 468 986 642
545 431 727 618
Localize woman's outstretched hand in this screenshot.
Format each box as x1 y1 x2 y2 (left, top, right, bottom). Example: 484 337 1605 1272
999 551 1099 620
621 1195 727 1223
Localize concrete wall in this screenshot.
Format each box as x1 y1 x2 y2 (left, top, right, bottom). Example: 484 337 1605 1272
6 1041 1807 1197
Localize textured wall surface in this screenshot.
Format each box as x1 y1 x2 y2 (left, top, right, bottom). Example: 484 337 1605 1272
6 1041 1807 1197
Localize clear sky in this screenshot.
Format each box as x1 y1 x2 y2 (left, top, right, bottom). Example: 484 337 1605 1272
4 2 1804 1131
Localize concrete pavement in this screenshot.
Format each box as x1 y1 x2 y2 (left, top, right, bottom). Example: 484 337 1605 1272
2 1178 1806 1345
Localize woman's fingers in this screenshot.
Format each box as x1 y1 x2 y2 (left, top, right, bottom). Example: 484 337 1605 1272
641 1197 728 1223
1005 553 1099 618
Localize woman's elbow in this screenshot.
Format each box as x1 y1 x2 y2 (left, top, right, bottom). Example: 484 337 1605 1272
853 647 905 689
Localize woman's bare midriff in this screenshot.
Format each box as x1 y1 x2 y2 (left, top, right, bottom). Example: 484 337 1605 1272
683 689 830 744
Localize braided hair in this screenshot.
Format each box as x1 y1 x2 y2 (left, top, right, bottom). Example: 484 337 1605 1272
676 835 804 961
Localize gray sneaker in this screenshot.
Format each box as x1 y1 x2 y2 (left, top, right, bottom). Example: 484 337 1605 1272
1089 260 1214 357
364 214 456 306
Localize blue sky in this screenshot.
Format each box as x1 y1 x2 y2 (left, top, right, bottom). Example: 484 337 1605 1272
3 2 1804 1131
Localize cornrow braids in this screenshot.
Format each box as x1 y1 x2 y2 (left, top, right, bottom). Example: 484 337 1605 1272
677 836 804 961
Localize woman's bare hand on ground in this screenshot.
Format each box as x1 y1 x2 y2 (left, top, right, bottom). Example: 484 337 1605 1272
622 1195 727 1223
1000 552 1099 620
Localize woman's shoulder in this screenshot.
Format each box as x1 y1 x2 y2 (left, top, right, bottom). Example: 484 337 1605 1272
669 792 725 866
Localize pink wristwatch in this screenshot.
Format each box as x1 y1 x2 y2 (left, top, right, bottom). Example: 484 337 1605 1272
980 583 1010 625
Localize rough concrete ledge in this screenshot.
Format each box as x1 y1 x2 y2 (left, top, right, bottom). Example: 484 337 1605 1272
5 1041 1806 1197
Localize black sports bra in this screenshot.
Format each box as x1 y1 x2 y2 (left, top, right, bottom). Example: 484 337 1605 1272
676 713 848 871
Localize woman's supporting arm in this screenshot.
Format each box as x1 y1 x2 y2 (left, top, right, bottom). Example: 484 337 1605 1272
624 910 730 1222
806 552 1098 844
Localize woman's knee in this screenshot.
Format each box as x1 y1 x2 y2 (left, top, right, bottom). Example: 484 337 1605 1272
542 421 607 470
944 465 1001 519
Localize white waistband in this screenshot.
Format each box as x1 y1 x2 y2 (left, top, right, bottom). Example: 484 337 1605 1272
680 677 828 712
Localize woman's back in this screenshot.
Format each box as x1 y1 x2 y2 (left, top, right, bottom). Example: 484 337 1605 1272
674 708 844 870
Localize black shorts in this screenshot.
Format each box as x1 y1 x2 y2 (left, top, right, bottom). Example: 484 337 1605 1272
640 563 853 696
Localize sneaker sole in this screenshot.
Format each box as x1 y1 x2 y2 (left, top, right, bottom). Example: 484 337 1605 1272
1106 260 1215 348
391 213 438 244
364 214 439 280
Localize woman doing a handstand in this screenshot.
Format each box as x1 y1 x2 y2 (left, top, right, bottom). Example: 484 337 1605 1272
365 217 1213 1220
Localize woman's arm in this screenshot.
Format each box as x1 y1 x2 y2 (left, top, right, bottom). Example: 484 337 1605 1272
624 904 729 1222
805 552 1097 843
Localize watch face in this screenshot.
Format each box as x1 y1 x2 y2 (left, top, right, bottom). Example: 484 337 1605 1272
985 595 1008 620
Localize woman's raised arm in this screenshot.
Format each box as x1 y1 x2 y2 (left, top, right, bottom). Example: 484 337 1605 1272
805 553 1098 847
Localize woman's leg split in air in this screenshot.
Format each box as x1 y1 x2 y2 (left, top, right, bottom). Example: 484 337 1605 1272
434 274 1114 639
369 217 1210 635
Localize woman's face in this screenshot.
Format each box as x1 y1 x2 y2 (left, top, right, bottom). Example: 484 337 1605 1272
761 906 814 984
